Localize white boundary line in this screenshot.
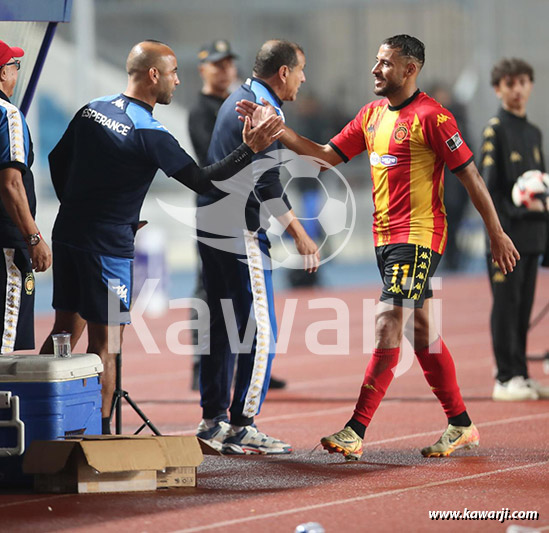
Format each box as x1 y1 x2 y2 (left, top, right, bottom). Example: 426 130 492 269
0 493 70 509
171 460 549 533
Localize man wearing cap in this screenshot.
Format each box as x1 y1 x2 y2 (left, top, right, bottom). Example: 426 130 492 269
0 40 52 354
189 39 238 167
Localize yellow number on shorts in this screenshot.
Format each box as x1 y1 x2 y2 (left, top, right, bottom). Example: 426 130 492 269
391 263 410 286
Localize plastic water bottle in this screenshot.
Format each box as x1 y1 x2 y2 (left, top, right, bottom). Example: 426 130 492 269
295 523 325 533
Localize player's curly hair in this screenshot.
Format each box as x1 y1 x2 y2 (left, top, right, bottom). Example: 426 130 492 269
490 58 534 86
253 40 304 78
382 34 425 68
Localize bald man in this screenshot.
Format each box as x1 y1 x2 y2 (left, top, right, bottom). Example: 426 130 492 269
40 40 283 433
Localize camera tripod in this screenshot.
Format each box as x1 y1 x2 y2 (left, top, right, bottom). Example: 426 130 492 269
109 351 161 435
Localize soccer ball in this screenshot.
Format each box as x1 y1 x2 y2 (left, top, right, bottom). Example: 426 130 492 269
261 149 356 270
511 169 549 209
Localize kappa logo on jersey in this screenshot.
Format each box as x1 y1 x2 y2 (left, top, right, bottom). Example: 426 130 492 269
112 98 126 110
510 151 522 163
436 113 450 127
445 132 463 152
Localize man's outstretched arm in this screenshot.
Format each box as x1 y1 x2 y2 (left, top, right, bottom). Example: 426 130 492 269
455 161 520 275
236 98 343 167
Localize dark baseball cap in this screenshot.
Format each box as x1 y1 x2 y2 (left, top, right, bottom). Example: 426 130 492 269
0 40 24 66
197 40 237 63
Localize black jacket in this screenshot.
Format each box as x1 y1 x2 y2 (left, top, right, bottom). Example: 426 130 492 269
479 107 548 255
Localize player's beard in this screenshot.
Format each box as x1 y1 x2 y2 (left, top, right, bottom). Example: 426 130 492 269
157 90 173 105
156 79 175 105
374 77 401 97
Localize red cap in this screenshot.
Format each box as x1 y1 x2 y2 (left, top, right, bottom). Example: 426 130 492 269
0 40 24 66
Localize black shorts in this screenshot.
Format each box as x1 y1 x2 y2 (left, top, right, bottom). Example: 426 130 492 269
0 247 35 353
375 243 442 308
52 242 133 325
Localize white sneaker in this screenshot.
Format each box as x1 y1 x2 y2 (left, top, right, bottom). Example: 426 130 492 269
525 378 549 399
492 376 539 401
196 417 231 451
221 425 292 455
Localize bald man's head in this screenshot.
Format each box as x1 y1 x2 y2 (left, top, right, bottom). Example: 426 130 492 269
126 40 175 78
125 40 180 105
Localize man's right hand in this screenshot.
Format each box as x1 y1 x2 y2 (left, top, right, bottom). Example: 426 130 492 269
489 230 520 276
30 240 52 272
241 114 284 153
294 232 320 273
280 212 321 273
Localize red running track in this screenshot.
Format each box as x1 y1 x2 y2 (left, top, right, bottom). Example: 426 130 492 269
2 272 549 532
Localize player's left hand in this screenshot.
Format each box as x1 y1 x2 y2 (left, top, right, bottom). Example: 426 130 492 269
490 231 520 275
29 240 52 272
242 114 284 153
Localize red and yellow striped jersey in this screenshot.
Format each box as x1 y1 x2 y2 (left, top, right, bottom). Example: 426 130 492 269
330 90 473 254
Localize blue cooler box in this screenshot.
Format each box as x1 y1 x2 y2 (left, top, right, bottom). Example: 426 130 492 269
0 353 103 488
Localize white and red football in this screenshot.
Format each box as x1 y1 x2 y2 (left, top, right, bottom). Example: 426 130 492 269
511 169 549 209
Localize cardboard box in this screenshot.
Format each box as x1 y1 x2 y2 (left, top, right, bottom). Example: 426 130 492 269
153 436 204 488
22 435 204 493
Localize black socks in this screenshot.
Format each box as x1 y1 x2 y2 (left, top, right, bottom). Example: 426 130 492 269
448 410 472 427
346 418 366 439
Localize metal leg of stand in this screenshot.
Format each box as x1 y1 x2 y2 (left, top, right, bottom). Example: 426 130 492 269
122 391 161 435
115 352 122 434
111 350 161 436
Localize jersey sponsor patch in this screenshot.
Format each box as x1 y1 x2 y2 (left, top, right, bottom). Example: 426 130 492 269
445 132 463 152
380 155 398 166
369 152 398 167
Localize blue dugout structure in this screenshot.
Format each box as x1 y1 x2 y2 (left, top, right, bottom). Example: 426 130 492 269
0 0 73 114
